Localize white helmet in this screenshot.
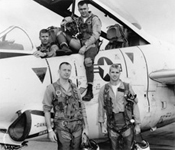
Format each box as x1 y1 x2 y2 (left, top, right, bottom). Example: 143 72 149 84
133 140 150 150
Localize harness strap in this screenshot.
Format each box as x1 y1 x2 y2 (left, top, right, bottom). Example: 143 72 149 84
103 82 135 134
78 14 101 50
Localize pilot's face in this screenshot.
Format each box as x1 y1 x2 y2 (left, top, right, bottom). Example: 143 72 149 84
40 32 50 45
78 4 89 18
109 67 121 82
59 64 72 80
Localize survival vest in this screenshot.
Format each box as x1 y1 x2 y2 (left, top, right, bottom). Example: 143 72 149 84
52 80 83 122
103 82 136 134
37 43 51 53
105 24 128 50
76 14 100 45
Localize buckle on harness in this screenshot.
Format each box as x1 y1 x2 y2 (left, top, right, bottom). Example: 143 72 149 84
61 120 82 127
61 121 68 127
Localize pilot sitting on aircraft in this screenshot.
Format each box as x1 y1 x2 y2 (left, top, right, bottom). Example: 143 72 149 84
33 29 59 58
56 1 102 101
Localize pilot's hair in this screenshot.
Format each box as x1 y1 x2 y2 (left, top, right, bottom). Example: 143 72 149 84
109 64 122 72
39 29 50 36
78 0 88 6
59 62 72 69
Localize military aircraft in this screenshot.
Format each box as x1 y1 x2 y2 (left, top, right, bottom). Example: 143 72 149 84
1 0 175 149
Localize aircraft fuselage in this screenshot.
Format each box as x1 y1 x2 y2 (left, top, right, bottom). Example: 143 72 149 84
0 43 175 143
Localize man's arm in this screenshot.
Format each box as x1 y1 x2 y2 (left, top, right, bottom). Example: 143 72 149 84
44 110 57 142
77 90 89 134
43 85 57 142
129 84 141 134
33 50 46 58
128 84 141 124
98 86 105 123
46 44 58 57
44 111 52 131
98 85 108 134
33 44 58 58
43 85 53 129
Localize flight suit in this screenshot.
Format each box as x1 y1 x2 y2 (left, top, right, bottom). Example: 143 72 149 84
98 81 141 150
76 13 101 84
43 79 87 150
37 43 58 58
57 13 101 101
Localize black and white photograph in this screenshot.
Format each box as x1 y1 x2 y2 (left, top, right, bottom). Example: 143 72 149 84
0 0 175 150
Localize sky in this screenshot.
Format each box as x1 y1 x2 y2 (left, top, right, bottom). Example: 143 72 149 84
0 0 175 46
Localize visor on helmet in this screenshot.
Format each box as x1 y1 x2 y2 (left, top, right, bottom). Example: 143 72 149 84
134 140 150 150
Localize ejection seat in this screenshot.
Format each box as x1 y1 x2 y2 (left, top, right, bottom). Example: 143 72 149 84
105 24 128 50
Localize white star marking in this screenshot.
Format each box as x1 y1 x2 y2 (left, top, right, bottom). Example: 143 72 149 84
99 58 111 78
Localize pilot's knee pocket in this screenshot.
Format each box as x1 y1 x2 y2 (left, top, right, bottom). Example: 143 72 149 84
84 57 92 67
122 128 131 137
70 39 81 50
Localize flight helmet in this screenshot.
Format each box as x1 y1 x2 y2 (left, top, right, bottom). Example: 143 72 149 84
81 134 100 150
82 139 100 150
133 140 150 150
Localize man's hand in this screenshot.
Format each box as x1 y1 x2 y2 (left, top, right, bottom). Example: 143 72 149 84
134 124 141 135
102 126 107 134
101 123 108 134
82 125 89 136
33 51 46 57
79 46 86 55
48 130 57 142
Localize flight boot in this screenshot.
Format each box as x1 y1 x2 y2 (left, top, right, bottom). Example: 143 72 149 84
82 84 93 101
61 45 72 55
56 44 72 56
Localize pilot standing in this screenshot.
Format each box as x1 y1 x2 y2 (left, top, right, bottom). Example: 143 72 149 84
98 64 141 150
33 29 59 58
57 0 102 101
42 62 88 150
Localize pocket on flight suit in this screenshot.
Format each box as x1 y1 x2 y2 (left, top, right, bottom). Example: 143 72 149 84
122 128 131 137
72 122 83 138
109 129 118 137
72 128 82 138
60 130 72 140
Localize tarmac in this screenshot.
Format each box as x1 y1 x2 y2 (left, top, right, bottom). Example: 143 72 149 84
2 123 174 150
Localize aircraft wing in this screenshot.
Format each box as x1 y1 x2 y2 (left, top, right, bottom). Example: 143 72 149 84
33 0 73 17
149 69 175 84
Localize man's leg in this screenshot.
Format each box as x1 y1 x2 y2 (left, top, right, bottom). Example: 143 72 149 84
57 31 81 55
56 31 72 55
82 46 98 101
108 129 120 150
69 38 81 53
72 128 82 150
68 121 83 150
56 130 72 150
123 128 134 150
